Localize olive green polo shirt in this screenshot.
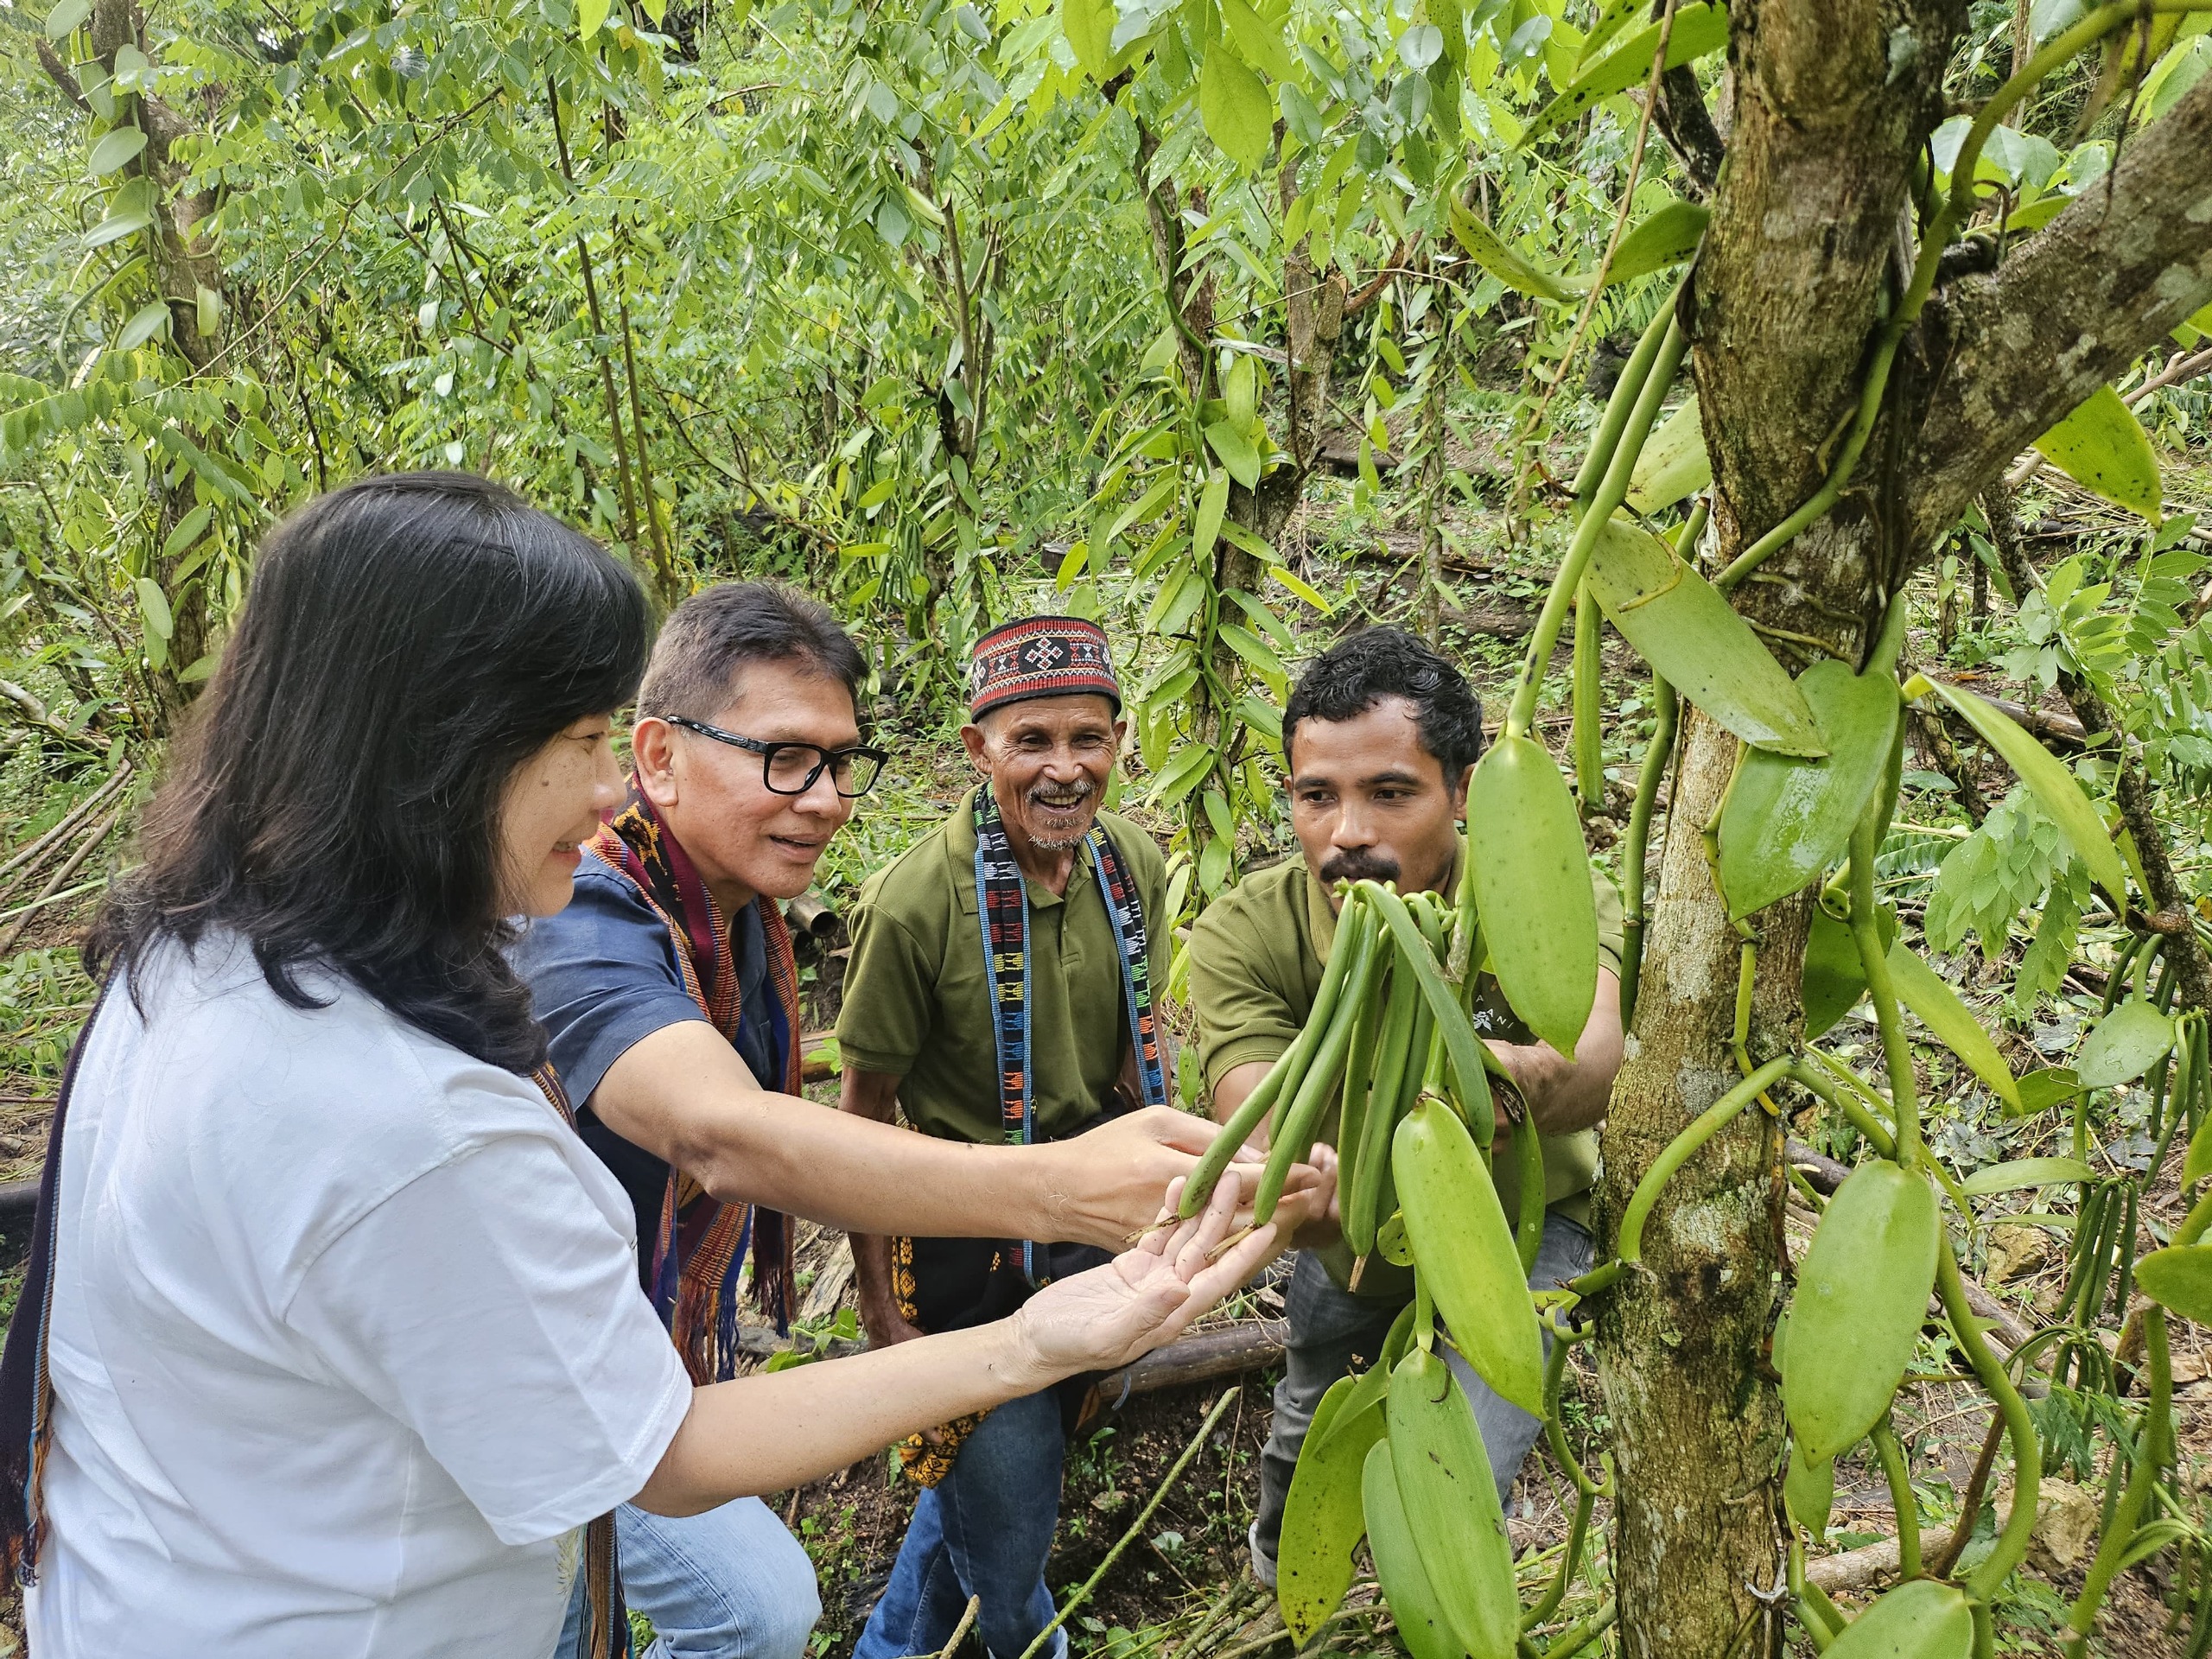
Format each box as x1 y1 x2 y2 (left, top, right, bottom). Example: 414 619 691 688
1187 854 1624 1296
836 785 1171 1145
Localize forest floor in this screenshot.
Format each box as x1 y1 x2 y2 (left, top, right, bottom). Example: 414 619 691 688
3 441 2212 1656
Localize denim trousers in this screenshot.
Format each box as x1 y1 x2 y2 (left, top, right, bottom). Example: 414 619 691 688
1249 1212 1594 1580
851 1387 1069 1659
556 1495 822 1659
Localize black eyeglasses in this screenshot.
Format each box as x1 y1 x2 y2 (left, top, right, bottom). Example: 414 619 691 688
666 716 887 798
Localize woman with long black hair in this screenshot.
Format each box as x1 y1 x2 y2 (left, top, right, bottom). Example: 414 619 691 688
0 473 1278 1657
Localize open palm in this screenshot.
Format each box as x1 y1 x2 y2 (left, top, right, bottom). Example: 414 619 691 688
1013 1177 1282 1377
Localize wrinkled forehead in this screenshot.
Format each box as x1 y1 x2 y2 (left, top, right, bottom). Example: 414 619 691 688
978 693 1122 742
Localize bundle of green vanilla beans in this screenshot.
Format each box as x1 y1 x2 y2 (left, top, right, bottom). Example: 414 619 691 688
1179 868 1567 1659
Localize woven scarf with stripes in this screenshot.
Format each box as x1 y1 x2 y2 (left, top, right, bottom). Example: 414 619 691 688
588 787 799 1377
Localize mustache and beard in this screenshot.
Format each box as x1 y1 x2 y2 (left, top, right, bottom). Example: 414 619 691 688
1019 777 1101 850
1318 848 1402 887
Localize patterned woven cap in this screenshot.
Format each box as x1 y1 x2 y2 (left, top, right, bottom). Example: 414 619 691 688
968 615 1122 719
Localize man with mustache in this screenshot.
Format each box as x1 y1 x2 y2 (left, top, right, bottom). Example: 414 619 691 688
1187 626 1627 1588
836 617 1227 1659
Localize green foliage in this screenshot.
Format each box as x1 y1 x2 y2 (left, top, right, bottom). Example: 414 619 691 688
1923 790 2069 962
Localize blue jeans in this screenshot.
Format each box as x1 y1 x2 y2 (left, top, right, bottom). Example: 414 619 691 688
852 1388 1068 1659
556 1496 821 1659
1249 1213 1594 1583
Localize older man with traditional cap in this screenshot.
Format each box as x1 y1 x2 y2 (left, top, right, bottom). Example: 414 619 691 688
838 616 1173 1659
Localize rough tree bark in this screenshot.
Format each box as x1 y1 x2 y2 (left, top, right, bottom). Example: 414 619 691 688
1594 4 2212 1653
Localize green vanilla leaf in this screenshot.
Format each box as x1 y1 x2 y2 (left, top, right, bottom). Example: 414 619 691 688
1361 1442 1464 1659
1587 517 1827 757
1824 1580 1976 1659
1192 467 1230 560
2186 1109 2212 1189
1784 1441 1834 1545
1719 661 1899 919
1906 675 2129 908
2139 1244 2212 1322
1446 198 1580 305
1316 1300 1418 1450
1885 940 2021 1111
1959 1156 2094 1197
1199 44 1274 173
2015 1066 2082 1115
1277 1378 1383 1642
86 124 147 176
1376 1206 1413 1265
1783 1161 1941 1464
1394 1100 1546 1415
1625 395 1709 513
2034 383 2162 523
1520 2 1730 147
1388 1349 1522 1659
1205 418 1262 489
2075 995 2176 1089
115 298 171 353
1802 902 1896 1039
1600 197 1709 287
1467 734 1599 1053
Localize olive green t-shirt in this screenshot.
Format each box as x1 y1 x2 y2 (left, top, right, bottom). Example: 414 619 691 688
1187 854 1624 1296
836 785 1171 1145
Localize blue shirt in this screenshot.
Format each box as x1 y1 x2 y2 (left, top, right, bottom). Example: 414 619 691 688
512 849 772 1270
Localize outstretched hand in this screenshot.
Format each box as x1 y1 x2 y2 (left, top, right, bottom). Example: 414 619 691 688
1011 1173 1283 1380
1051 1105 1283 1249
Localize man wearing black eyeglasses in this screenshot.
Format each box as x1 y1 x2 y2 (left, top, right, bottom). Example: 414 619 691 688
511 587 1310 1659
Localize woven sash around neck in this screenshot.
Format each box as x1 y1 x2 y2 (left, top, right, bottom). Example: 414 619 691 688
970 785 1166 1284
588 786 798 1377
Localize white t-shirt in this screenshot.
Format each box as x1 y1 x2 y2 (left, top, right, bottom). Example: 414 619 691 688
25 937 692 1659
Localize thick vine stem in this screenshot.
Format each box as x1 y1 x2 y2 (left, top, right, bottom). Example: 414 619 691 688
1866 582 1910 678
1868 1414 1921 1579
1618 674 1679 1027
1847 768 1922 1167
2063 1306 2171 1656
1938 1232 2041 1603
1713 0 2212 597
1529 1598 1615 1659
2175 1185 2212 1248
1796 1053 1979 1216
1573 580 1605 809
1790 1535 1840 1652
1612 1055 1793 1266
1540 1311 1607 1499
1568 281 1685 505
1507 318 1689 738
1522 1483 1598 1632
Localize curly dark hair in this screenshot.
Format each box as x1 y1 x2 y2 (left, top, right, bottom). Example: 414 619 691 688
1281 626 1485 783
86 472 652 1074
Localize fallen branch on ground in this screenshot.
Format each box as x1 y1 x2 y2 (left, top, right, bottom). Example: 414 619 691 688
1015 1386 1240 1659
0 803 126 957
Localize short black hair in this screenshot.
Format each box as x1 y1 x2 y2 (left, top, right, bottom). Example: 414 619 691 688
87 471 652 1075
1281 627 1484 781
636 581 865 721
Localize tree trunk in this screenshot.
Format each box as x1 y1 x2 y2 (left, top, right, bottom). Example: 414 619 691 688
1595 3 1961 1651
